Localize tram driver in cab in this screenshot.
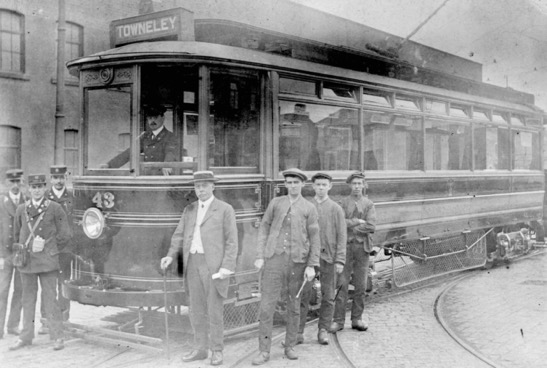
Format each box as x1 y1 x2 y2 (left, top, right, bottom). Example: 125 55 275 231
105 104 178 175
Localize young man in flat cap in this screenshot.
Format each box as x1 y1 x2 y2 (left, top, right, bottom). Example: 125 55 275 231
37 165 74 335
0 169 25 338
161 171 237 366
107 104 178 175
252 168 320 365
10 174 71 351
330 171 376 334
298 172 347 345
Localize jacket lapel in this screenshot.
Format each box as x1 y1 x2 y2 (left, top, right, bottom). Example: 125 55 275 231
200 198 217 226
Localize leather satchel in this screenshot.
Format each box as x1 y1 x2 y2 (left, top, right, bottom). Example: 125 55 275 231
12 242 28 267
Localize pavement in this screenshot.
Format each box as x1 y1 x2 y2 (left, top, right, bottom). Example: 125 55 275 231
0 250 545 368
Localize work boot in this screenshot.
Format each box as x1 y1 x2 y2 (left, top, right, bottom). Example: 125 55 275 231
252 351 270 365
329 321 344 333
210 350 223 366
351 319 368 331
181 349 208 362
53 339 64 351
38 325 49 335
284 347 298 360
317 329 329 345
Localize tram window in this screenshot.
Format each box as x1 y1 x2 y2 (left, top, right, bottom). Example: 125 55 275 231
363 111 423 171
425 100 447 115
395 95 420 111
474 125 510 170
425 119 471 170
86 86 132 174
510 115 525 126
363 89 391 106
513 130 540 170
279 77 316 96
492 112 508 124
473 108 490 122
323 82 358 103
279 101 359 171
449 104 470 118
209 70 260 171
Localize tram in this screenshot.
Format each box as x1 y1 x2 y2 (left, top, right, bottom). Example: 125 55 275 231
64 4 544 329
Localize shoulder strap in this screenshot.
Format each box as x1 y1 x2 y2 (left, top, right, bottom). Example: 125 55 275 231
24 210 46 247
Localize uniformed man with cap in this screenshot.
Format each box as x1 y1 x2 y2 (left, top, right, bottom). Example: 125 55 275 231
106 104 178 175
252 168 320 365
161 171 237 366
0 169 25 338
37 165 74 335
298 172 347 345
330 171 376 334
10 174 71 351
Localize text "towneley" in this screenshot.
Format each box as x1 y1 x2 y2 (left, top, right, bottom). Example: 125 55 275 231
116 16 177 38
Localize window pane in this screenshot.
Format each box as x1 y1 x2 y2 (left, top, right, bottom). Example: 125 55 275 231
395 95 420 111
87 86 132 173
473 109 490 122
11 34 19 52
2 51 11 69
1 33 11 51
363 111 423 170
425 119 471 170
425 100 447 115
0 125 21 175
323 82 357 102
513 130 540 170
510 115 525 126
362 89 391 106
210 71 260 170
279 77 316 96
492 113 507 124
279 101 359 171
0 11 23 73
450 104 469 118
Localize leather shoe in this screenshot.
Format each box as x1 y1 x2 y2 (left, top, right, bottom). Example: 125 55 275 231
7 328 20 335
181 349 208 362
38 325 49 335
210 350 223 366
281 332 304 348
53 339 64 351
251 351 270 365
284 347 298 360
329 321 344 333
9 339 30 351
317 329 329 345
351 319 368 331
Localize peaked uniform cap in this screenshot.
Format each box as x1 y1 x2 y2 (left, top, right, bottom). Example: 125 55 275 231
6 169 23 180
28 174 47 185
50 165 67 175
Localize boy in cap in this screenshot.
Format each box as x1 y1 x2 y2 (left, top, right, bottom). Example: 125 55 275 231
330 171 376 334
10 174 71 351
161 171 237 366
0 169 25 338
252 168 320 365
298 172 347 345
37 165 74 334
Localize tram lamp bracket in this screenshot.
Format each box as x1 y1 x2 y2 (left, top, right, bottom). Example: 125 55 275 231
82 207 106 239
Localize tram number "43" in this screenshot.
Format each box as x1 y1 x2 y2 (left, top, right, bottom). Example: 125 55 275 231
92 192 115 209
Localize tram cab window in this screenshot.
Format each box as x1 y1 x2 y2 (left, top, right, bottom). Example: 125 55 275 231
279 101 359 171
363 111 423 170
209 70 260 172
474 125 510 170
425 118 471 170
86 86 132 173
513 129 540 170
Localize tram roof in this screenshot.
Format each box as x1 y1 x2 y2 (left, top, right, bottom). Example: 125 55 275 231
67 41 539 115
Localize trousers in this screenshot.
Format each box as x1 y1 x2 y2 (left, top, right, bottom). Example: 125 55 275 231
41 252 72 322
0 257 22 334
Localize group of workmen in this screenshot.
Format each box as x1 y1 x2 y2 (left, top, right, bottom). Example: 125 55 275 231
0 165 73 351
161 167 376 366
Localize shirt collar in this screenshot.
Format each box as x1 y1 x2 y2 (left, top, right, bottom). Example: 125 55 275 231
199 195 215 208
152 125 165 137
52 186 65 198
314 195 329 204
32 197 44 207
289 194 302 205
9 191 20 203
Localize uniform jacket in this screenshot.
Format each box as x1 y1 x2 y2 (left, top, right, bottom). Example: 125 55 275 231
166 197 238 298
257 195 320 267
13 198 71 273
107 128 177 174
339 195 377 253
45 187 74 253
0 193 27 258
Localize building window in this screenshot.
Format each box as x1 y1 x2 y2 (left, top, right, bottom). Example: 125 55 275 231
0 125 21 176
0 9 24 73
65 22 83 62
64 129 79 175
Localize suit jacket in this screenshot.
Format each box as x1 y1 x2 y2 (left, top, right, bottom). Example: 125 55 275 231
45 188 74 253
0 193 27 258
13 199 71 273
166 197 238 298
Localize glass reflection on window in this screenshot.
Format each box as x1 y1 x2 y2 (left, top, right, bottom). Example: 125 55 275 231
425 119 471 170
363 111 423 170
279 101 359 171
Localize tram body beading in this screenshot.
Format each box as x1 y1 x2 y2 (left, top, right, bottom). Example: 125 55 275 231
65 15 544 309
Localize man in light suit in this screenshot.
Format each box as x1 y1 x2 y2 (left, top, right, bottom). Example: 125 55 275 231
161 171 237 366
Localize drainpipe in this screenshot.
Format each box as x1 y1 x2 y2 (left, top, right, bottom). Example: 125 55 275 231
54 0 66 165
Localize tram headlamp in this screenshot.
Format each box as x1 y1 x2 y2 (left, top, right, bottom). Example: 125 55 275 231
82 207 106 239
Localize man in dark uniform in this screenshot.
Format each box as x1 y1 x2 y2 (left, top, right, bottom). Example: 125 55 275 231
10 174 71 351
0 169 25 338
330 171 376 334
252 168 320 365
107 105 178 175
38 165 73 335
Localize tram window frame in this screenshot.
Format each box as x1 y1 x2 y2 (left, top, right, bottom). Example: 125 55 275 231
322 82 358 103
394 94 421 111
510 114 525 126
424 118 472 171
279 77 317 97
449 103 470 118
362 88 392 107
512 128 540 170
492 111 508 125
425 99 448 115
473 108 490 122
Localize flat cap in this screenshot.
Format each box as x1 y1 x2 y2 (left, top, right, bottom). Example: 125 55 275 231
346 171 366 184
6 169 23 180
191 170 219 182
144 104 166 117
311 172 332 182
28 174 46 185
283 168 307 182
50 165 67 175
